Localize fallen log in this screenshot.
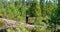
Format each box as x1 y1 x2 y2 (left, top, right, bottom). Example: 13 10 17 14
0 18 40 30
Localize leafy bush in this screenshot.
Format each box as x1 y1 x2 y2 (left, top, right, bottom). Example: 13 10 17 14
56 29 60 32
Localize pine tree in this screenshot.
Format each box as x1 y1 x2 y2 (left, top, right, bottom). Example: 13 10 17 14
27 0 42 25
28 0 41 17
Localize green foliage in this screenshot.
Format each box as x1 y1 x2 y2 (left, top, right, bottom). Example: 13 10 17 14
0 20 5 26
7 23 29 32
28 0 41 17
56 29 60 32
0 0 59 32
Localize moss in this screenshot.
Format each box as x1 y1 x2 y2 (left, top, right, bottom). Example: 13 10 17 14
0 20 5 26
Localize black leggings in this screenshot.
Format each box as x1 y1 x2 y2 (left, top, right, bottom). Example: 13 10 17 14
26 17 28 24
